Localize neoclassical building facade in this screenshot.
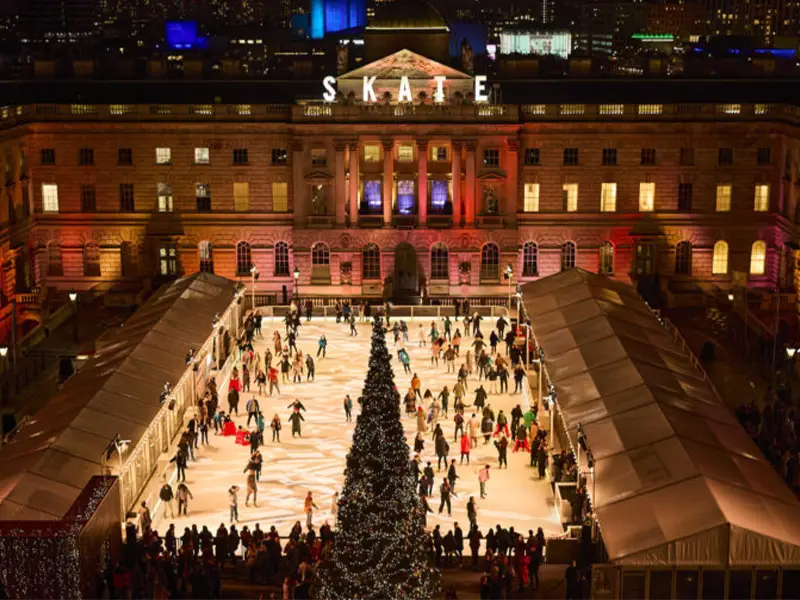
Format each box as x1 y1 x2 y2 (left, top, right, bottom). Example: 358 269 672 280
0 49 799 322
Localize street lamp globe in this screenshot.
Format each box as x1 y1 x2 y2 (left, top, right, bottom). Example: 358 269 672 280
293 267 300 281
0 346 8 358
68 292 78 303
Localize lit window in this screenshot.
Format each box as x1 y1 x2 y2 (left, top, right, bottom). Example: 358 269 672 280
397 180 415 214
398 145 414 162
159 245 177 276
560 104 585 115
523 183 539 212
638 104 663 115
601 183 617 212
599 104 624 115
42 183 59 213
432 145 448 161
431 243 449 279
195 147 209 164
639 182 655 212
110 104 133 115
157 182 173 212
199 241 214 273
522 242 538 276
599 242 614 275
234 182 250 212
431 180 449 211
712 240 729 275
364 145 380 162
754 103 769 115
754 184 769 212
716 184 732 212
236 104 252 115
156 147 171 165
562 183 578 212
750 241 766 275
272 182 288 212
363 180 381 211
718 103 741 115
311 149 327 167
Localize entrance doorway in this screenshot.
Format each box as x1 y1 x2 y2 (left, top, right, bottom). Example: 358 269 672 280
394 243 419 297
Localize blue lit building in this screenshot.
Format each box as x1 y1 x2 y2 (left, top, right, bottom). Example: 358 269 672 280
310 0 367 39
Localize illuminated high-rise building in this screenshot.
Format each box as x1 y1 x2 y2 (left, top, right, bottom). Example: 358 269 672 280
311 0 368 38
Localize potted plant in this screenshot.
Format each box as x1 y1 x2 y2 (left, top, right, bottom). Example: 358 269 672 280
340 261 353 284
458 261 471 284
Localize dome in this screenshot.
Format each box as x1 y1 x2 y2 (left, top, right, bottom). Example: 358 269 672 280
367 0 449 31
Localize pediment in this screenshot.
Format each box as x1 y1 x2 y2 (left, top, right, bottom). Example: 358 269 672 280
478 170 507 182
304 170 334 184
339 49 472 81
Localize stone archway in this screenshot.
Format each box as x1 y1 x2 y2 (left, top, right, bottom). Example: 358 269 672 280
394 243 419 296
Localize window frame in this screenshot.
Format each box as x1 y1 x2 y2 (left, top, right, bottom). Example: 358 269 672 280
236 241 252 276
83 243 101 277
234 182 250 212
430 243 449 280
718 147 734 166
602 148 617 166
750 240 767 275
157 182 173 213
274 241 290 276
40 148 56 165
272 181 289 212
639 182 655 212
195 183 211 212
397 145 414 163
561 241 576 271
47 243 63 276
311 148 328 167
678 182 693 212
271 147 288 165
675 241 692 275
712 240 729 275
483 148 500 168
80 184 97 212
715 184 732 212
562 183 578 212
199 241 214 273
523 182 540 213
159 244 178 277
119 183 135 212
563 147 579 166
640 148 656 166
78 148 94 166
118 148 133 165
233 148 249 165
364 145 381 163
524 148 540 166
156 147 172 165
522 241 538 276
754 184 770 212
599 241 614 275
362 243 381 280
600 182 617 212
480 242 500 280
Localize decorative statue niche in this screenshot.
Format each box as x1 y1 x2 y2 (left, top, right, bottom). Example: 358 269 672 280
311 185 327 216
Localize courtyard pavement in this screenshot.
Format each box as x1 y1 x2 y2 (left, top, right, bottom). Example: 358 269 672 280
148 315 562 544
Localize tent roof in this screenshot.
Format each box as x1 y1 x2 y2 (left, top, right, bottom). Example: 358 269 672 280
521 269 800 566
0 273 237 521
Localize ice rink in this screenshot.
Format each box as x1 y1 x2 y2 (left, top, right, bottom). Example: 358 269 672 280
149 315 562 541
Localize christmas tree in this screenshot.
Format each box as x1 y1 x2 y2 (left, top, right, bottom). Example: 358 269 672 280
318 317 440 599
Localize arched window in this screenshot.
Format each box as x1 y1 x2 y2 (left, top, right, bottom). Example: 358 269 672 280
311 242 329 266
274 241 290 276
83 242 100 276
362 243 381 280
47 242 63 276
311 242 330 283
561 241 576 271
199 241 213 273
599 242 614 275
236 241 251 275
522 242 538 276
480 242 500 280
431 243 449 280
675 241 692 275
750 240 767 275
712 240 729 275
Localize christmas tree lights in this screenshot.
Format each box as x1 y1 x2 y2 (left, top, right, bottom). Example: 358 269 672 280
318 317 440 599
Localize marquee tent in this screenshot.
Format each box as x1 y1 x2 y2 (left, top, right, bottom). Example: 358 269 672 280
521 269 800 567
0 273 237 521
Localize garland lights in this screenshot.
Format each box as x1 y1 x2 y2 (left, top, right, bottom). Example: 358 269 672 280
318 317 440 599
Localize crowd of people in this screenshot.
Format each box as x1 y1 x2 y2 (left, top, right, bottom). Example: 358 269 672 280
736 382 800 493
133 298 575 598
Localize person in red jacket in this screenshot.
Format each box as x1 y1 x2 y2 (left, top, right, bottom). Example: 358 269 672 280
267 366 280 396
460 432 471 464
229 367 242 392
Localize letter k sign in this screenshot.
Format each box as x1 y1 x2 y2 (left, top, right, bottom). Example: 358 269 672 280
362 76 377 103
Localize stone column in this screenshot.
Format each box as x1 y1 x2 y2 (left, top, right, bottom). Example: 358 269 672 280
334 141 347 227
506 137 519 228
417 139 428 227
451 141 462 226
382 138 394 227
292 140 305 226
465 140 477 226
348 141 359 227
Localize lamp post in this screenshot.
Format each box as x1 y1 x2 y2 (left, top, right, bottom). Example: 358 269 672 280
293 266 300 300
250 264 259 312
68 291 78 343
504 264 513 312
